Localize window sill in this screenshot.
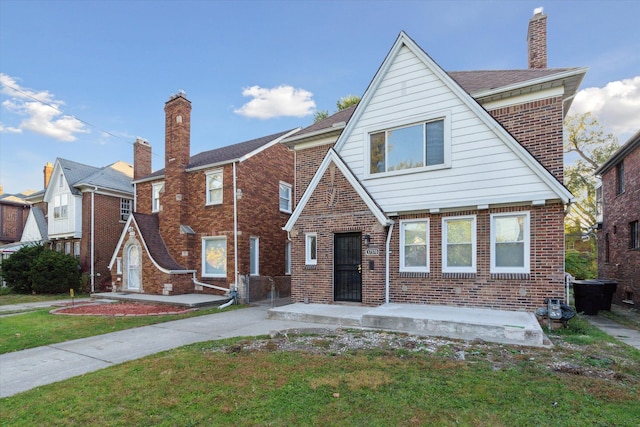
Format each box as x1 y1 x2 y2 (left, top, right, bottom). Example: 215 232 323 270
304 265 317 270
399 271 430 278
442 272 476 279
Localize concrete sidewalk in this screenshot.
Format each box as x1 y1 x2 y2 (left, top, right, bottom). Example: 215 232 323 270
0 305 339 398
585 315 640 350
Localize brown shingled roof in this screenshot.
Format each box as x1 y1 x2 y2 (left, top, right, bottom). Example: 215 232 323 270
133 212 187 271
448 68 575 94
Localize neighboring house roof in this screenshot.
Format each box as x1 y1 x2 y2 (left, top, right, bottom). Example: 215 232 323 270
131 213 186 271
75 161 134 195
595 129 640 176
283 148 391 232
32 206 48 241
136 129 298 182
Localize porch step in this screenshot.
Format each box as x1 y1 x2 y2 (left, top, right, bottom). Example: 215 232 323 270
267 302 547 347
266 303 368 327
362 304 545 347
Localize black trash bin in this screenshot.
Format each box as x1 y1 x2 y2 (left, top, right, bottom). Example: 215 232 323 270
572 280 603 315
597 279 617 311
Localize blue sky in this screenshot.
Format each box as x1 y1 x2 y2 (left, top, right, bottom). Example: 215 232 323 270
1 0 639 194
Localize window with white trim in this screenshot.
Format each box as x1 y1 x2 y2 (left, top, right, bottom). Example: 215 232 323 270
442 215 476 273
206 170 223 205
74 241 80 258
53 194 68 219
491 212 530 273
305 233 317 265
202 236 227 277
65 242 71 255
152 182 164 212
400 219 429 272
370 118 446 175
279 182 292 213
250 237 259 276
285 241 291 275
116 257 122 274
120 198 131 221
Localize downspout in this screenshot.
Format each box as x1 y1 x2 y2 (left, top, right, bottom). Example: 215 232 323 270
90 187 97 293
133 182 137 212
385 221 394 304
233 162 239 291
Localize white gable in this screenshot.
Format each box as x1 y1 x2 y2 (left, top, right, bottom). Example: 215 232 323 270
20 209 44 242
335 33 572 214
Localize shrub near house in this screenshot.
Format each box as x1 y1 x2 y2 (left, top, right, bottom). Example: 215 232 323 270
1 244 80 294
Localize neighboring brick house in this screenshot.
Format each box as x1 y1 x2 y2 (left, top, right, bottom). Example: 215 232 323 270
20 158 134 291
109 93 297 301
595 129 640 306
0 192 30 245
282 13 586 312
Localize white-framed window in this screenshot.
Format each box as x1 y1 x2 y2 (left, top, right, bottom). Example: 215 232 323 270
279 182 292 213
64 241 71 255
116 257 122 274
53 194 68 219
305 233 317 265
285 241 291 275
368 114 449 177
74 241 80 258
206 169 223 205
152 182 164 213
202 236 227 277
400 219 429 272
442 215 476 273
120 198 132 221
491 212 530 274
250 237 259 276
55 242 62 252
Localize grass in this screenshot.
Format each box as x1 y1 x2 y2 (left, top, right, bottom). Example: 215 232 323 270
0 291 88 306
0 304 241 354
1 331 639 426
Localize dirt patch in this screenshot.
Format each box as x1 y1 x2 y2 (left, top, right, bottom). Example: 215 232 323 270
51 302 193 316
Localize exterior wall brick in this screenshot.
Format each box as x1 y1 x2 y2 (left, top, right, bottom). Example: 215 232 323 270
290 160 565 310
80 192 130 289
488 96 564 182
597 143 640 305
294 143 334 204
0 202 29 244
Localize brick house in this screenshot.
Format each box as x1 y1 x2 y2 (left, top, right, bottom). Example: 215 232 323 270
0 192 30 245
14 158 134 292
282 13 586 312
109 93 297 301
595 129 640 306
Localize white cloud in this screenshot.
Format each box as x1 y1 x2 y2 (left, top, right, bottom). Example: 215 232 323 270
570 76 640 139
234 85 316 119
0 73 88 141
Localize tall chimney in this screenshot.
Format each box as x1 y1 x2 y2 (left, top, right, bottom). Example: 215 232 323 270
133 138 152 180
43 162 53 188
160 91 192 265
527 7 547 69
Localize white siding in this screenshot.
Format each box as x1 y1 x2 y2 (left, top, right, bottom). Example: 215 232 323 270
45 168 82 238
338 46 560 213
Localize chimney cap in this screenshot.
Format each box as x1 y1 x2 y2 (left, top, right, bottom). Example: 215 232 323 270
533 6 544 16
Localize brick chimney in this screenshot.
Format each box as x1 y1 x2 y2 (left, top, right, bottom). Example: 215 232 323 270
527 7 547 69
133 138 152 180
160 91 192 265
43 162 53 188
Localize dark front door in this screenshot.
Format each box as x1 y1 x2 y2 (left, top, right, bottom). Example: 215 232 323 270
334 233 362 302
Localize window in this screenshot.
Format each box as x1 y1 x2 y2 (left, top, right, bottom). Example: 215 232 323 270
152 182 164 212
53 194 68 219
120 198 131 221
400 219 429 272
285 241 291 275
206 170 223 205
630 221 639 249
305 233 317 265
59 173 64 188
65 242 71 255
279 182 292 213
616 162 625 194
55 242 62 252
202 237 227 277
442 215 476 273
370 119 445 175
116 257 122 274
250 237 259 276
74 241 80 258
491 212 530 273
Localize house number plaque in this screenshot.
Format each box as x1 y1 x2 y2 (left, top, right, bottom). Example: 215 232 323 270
365 248 379 256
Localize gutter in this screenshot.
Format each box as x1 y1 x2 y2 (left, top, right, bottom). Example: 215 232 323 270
91 186 97 293
233 161 239 292
385 221 394 304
